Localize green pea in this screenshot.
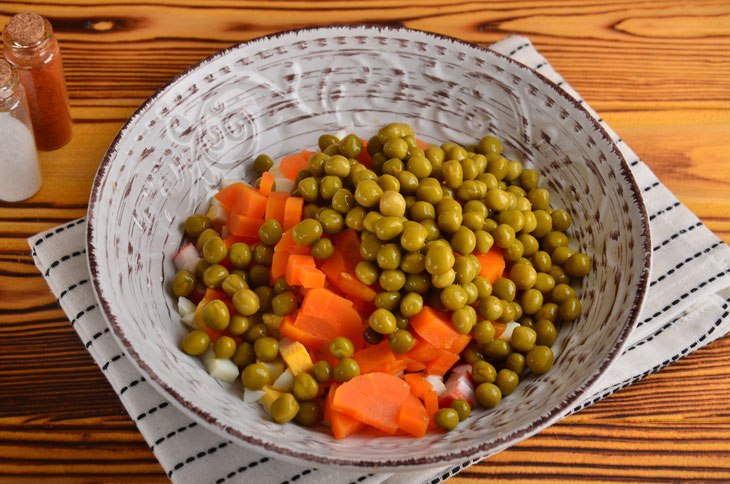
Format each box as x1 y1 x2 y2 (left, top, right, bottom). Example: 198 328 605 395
228 314 252 336
565 253 591 277
519 168 539 191
242 362 270 390
492 223 516 249
185 214 212 238
404 273 431 294
451 306 477 334
492 277 516 302
330 337 355 359
229 243 252 269
297 177 319 202
379 269 406 291
472 360 497 384
293 372 319 401
252 336 279 362
477 135 501 157
203 236 228 264
295 400 322 427
376 243 402 270
248 265 270 287
292 219 323 246
409 201 436 221
421 219 441 241
338 134 363 158
474 230 495 255
345 206 367 230
256 219 282 246
526 346 554 374
270 393 300 424
383 137 409 159
331 188 355 214
311 238 334 260
531 210 553 238
203 264 229 288
531 250 552 272
182 329 211 356
534 272 556 294
472 320 495 344
434 408 460 431
253 243 274 266
431 268 456 288
369 308 397 334
451 226 476 255
271 291 298 316
172 270 196 297
363 327 384 345
312 361 333 383
232 341 255 367
532 320 555 347
200 299 229 331
196 228 219 252
416 177 443 204
233 288 260 316
320 175 343 201
478 295 503 320
400 224 428 252
245 322 269 343
509 263 537 290
496 368 519 396
560 297 582 321
354 179 383 207
397 170 420 195
450 399 471 421
425 243 455 275
374 216 404 241
476 382 502 408
333 358 360 382
318 134 340 151
440 284 468 311
484 339 511 360
389 329 415 354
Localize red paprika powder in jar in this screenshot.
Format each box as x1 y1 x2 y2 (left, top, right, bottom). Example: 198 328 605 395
3 12 72 151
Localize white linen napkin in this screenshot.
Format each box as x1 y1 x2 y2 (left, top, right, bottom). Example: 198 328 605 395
29 36 730 484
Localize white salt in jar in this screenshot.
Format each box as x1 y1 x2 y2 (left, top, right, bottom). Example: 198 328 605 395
0 58 41 201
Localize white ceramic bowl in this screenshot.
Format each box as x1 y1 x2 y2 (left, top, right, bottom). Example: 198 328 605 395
87 26 650 471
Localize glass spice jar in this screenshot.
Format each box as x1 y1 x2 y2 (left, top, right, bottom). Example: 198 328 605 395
3 12 73 151
0 59 42 201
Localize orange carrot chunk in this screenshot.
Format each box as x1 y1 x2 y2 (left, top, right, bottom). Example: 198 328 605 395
325 383 366 440
332 373 410 434
334 272 377 302
424 390 439 429
473 245 506 284
283 197 304 231
279 152 309 181
259 172 275 196
397 392 430 438
213 181 244 208
279 315 325 350
229 183 267 219
410 306 472 355
404 373 434 400
297 265 326 288
352 340 396 375
226 213 265 237
285 254 316 286
265 192 289 222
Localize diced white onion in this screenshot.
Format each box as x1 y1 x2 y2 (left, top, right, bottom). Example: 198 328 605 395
271 368 294 392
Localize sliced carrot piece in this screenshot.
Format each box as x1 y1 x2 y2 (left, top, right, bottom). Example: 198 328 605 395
424 390 439 428
270 250 290 281
283 196 303 231
352 340 396 375
404 373 433 400
275 229 311 255
227 212 264 237
325 383 366 440
203 288 228 301
410 306 473 354
279 314 324 350
265 191 289 222
473 245 506 284
397 392 429 438
319 249 347 283
383 359 408 375
332 373 410 434
335 272 377 302
228 183 267 219
285 254 316 286
297 265 326 288
279 152 309 181
425 351 460 377
213 182 245 208
295 288 365 350
332 229 362 266
259 172 275 196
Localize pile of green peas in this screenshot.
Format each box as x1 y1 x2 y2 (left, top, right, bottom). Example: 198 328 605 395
171 122 591 431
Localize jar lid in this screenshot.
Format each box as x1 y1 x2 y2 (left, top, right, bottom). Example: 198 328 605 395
5 12 46 47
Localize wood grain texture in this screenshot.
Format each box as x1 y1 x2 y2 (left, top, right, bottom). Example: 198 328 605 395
0 1 729 482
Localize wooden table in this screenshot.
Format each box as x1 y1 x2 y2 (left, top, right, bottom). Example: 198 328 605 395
1 1 729 482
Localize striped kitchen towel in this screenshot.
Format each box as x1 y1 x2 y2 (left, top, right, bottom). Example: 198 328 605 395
29 36 730 484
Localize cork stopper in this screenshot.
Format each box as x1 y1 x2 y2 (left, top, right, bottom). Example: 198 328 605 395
5 12 46 47
0 60 11 86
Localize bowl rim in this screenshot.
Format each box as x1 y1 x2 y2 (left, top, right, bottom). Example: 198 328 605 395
87 24 652 469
